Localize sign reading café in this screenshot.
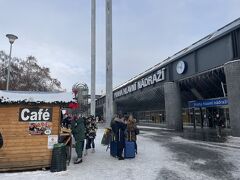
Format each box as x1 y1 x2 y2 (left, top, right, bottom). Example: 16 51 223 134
19 107 53 122
114 67 166 98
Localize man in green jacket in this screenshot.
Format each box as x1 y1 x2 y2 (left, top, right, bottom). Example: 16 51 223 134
71 116 86 164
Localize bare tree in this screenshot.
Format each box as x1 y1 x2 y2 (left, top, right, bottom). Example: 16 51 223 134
0 51 62 91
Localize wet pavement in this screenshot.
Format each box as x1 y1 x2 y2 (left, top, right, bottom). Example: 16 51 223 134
180 127 232 143
139 125 232 143
139 126 240 180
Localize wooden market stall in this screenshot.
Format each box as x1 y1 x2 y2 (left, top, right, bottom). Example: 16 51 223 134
0 90 73 172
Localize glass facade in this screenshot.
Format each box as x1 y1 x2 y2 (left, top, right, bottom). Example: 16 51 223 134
136 110 166 124
182 106 230 128
134 106 230 128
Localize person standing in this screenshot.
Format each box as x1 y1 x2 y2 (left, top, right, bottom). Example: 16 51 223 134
111 114 127 160
71 115 86 164
126 114 138 154
208 114 213 128
84 116 98 155
203 114 209 127
62 114 71 128
216 114 223 138
96 116 99 123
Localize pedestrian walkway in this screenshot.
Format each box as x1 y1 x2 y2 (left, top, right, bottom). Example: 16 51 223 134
1 127 240 180
138 123 239 148
0 128 170 180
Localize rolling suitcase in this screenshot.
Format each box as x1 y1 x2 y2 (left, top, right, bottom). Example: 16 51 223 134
110 135 118 157
124 132 135 158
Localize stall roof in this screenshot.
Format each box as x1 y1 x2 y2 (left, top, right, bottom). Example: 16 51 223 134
0 90 74 104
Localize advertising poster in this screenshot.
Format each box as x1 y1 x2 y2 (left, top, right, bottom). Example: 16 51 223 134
29 122 52 135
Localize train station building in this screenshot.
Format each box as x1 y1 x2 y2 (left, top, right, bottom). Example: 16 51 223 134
96 18 240 137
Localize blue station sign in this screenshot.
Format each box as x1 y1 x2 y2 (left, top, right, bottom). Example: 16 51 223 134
188 98 228 108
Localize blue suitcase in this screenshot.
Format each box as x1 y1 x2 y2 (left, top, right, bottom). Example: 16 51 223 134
124 141 135 158
110 141 118 157
124 131 135 158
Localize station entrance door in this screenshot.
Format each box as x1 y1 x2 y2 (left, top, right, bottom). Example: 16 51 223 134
188 98 230 128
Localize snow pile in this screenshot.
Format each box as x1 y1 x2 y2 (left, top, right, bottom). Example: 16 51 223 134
226 136 240 147
138 125 174 131
193 159 207 165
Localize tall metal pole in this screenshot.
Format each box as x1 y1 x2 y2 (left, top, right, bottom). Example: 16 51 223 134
6 43 13 91
91 0 96 116
105 0 113 124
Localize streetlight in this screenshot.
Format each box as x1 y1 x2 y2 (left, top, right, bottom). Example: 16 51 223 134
6 34 18 91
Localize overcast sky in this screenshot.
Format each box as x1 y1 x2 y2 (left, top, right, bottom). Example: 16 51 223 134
0 0 240 94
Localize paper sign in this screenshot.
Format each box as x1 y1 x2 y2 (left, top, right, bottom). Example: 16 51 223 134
48 135 58 149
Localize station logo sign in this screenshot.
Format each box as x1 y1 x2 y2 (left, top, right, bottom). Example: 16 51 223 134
19 107 52 122
114 67 166 98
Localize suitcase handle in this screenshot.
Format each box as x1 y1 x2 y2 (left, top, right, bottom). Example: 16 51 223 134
119 129 120 141
127 131 132 141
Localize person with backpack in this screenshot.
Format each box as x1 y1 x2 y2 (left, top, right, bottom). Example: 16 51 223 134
84 116 98 155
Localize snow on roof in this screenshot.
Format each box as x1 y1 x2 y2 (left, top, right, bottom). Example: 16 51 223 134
0 90 74 104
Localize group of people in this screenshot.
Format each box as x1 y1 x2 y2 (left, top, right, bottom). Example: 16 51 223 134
62 112 138 164
110 114 138 160
204 113 225 137
63 114 97 164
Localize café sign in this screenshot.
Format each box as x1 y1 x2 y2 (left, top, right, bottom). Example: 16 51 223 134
114 67 166 98
19 108 52 122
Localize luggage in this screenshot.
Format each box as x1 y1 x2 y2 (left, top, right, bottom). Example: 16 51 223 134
101 128 112 146
110 140 118 157
124 141 135 158
124 132 135 158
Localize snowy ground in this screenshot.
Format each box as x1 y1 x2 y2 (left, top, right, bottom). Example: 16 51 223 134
1 128 240 180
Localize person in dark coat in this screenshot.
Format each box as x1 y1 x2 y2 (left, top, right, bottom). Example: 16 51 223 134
216 114 224 138
111 114 127 160
71 115 86 164
84 116 98 155
62 114 71 128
